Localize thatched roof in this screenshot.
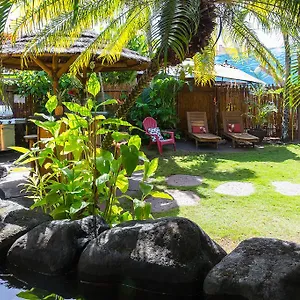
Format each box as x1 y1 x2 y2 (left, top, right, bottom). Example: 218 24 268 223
0 31 150 73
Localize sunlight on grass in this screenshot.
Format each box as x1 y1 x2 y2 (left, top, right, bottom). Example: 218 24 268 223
154 145 300 252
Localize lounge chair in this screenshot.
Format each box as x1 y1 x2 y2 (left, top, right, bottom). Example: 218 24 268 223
222 111 259 148
186 111 221 148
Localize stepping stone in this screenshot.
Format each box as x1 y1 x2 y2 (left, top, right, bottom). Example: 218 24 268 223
272 181 300 196
166 175 203 187
215 182 254 196
147 189 200 213
128 172 152 192
0 168 29 199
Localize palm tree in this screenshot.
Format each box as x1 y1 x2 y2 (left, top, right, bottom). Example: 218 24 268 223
4 0 300 147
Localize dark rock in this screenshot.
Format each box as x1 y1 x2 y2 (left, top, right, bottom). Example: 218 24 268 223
7 215 110 275
0 188 5 199
204 238 300 300
0 200 51 259
0 166 8 179
78 217 226 295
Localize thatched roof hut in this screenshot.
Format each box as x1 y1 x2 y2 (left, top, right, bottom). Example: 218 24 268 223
0 31 150 91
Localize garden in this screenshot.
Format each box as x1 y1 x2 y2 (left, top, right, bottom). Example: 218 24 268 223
0 0 300 300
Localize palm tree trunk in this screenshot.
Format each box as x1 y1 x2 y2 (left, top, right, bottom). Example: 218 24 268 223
282 33 291 142
102 58 160 149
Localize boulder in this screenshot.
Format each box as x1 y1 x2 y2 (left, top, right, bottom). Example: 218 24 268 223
0 166 8 179
204 238 300 300
0 200 51 259
78 217 226 295
8 215 110 275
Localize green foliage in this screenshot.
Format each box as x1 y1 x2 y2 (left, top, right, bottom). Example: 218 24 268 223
17 288 64 300
15 71 52 98
14 73 170 226
129 73 184 130
246 86 278 129
100 35 149 85
11 71 84 111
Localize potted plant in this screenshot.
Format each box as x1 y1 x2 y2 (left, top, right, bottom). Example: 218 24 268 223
246 87 278 143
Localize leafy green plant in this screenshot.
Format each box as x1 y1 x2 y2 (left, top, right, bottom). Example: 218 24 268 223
246 86 278 129
129 73 184 130
13 73 171 225
10 71 84 112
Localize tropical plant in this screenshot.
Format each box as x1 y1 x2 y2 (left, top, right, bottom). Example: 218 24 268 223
245 86 278 130
13 73 171 225
4 0 300 148
129 73 184 130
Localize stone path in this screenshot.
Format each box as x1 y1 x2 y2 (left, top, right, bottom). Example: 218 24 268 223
272 181 300 196
215 182 255 196
1 162 300 216
147 189 200 213
166 175 203 187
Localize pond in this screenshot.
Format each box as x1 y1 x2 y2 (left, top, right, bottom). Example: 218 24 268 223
0 265 202 300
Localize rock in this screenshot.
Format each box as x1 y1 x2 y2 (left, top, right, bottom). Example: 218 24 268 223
147 189 200 212
0 166 8 179
166 175 203 187
0 200 51 259
0 167 29 199
0 188 5 200
8 215 110 275
78 217 226 295
204 238 300 300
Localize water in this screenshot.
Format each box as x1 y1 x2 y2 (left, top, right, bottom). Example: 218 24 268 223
0 265 202 300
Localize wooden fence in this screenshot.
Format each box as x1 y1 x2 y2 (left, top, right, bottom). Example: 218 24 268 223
177 83 298 139
7 81 300 140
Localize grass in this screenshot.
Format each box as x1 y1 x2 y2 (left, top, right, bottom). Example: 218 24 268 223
150 144 300 252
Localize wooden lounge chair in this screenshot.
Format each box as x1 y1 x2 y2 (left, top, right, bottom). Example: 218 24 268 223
186 111 221 148
222 111 259 148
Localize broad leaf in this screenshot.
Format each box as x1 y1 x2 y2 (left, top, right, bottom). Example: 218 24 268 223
45 95 58 114
111 157 122 173
150 191 173 200
119 211 133 222
128 135 141 150
96 157 111 174
70 201 90 215
144 158 158 179
16 290 41 300
86 98 94 110
116 173 129 193
120 145 139 176
139 182 153 195
95 174 110 186
87 73 100 97
112 132 130 142
63 102 91 117
97 149 114 161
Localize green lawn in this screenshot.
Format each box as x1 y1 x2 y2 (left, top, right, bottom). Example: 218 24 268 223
151 145 300 252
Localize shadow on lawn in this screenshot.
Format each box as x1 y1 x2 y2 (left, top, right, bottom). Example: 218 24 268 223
144 143 300 163
157 155 257 182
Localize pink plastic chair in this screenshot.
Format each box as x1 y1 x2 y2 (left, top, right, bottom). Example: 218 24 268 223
142 117 176 155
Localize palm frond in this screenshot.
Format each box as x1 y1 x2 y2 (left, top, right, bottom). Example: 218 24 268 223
220 6 284 84
150 0 201 61
0 0 12 36
193 40 216 86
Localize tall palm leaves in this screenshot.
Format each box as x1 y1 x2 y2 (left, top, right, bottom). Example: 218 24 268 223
0 0 12 38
